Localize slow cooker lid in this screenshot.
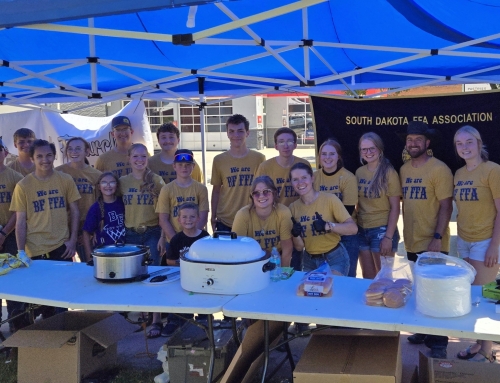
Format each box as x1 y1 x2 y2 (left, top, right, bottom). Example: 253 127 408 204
186 232 265 263
93 243 147 257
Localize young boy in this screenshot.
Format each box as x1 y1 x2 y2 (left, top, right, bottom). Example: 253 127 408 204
95 116 134 177
211 114 265 232
156 149 209 242
8 128 36 176
164 202 209 266
149 150 209 338
148 123 203 184
256 127 310 207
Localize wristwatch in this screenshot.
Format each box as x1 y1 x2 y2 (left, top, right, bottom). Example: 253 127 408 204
433 232 442 240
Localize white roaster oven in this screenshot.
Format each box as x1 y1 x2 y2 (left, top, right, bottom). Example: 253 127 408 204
180 232 273 294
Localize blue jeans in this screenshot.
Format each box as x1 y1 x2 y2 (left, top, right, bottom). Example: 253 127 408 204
341 234 360 277
358 225 400 253
302 244 349 276
125 226 162 266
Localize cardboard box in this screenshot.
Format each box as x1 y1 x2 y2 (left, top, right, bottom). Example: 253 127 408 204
166 321 240 383
418 351 500 383
3 311 137 383
293 329 402 383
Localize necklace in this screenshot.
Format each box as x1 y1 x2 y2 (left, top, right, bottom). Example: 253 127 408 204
255 207 274 236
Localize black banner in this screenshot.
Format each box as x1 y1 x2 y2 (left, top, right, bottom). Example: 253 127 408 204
311 91 500 174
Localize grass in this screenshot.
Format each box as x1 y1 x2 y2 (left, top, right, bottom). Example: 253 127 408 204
0 352 163 383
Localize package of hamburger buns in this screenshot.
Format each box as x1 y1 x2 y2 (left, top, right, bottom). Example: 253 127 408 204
364 256 413 308
296 261 336 297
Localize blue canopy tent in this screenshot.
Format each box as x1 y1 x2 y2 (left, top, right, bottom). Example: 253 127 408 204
2 0 500 169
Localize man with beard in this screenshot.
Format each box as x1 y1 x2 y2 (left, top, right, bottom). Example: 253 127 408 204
400 121 453 358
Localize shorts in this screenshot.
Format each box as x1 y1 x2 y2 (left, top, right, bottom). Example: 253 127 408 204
456 236 500 262
357 225 399 253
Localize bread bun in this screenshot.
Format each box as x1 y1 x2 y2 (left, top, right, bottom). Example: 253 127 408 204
383 289 405 308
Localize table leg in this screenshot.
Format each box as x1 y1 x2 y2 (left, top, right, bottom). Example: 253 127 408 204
261 320 270 383
231 317 241 347
207 314 216 383
283 322 295 371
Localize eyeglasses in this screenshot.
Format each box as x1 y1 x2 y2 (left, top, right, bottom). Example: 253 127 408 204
174 153 194 162
360 147 377 154
100 181 117 187
251 189 273 198
277 140 295 147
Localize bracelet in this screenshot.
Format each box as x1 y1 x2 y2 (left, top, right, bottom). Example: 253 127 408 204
0 230 6 237
384 235 392 240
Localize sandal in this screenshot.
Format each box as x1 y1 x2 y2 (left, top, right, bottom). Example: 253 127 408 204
468 349 496 363
457 344 479 360
147 322 163 339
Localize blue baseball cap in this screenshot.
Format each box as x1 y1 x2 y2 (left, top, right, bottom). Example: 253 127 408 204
112 115 132 129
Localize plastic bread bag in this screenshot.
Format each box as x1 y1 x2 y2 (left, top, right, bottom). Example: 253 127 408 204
414 252 476 317
296 261 334 297
364 256 413 308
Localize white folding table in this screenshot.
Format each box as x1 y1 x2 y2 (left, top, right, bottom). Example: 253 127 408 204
0 260 237 383
222 272 500 382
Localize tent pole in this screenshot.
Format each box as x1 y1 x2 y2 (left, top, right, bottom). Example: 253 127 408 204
88 18 98 94
198 77 207 186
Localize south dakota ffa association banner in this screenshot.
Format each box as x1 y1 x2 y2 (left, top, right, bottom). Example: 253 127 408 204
311 91 500 174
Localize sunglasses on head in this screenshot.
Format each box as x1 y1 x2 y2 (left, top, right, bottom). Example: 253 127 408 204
174 153 194 162
251 189 273 198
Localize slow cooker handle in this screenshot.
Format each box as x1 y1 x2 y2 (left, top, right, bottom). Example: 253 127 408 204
262 260 276 273
213 231 237 239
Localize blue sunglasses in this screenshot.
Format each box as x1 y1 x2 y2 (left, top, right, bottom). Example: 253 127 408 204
174 153 194 162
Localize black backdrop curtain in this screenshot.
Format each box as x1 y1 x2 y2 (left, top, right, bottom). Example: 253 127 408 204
311 91 500 174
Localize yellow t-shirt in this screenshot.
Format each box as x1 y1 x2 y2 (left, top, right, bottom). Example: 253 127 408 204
10 171 81 257
8 158 35 177
255 156 310 207
0 167 23 227
313 167 358 207
356 165 401 229
119 173 165 228
454 161 500 242
148 153 204 184
95 150 131 178
400 157 453 253
156 180 209 233
211 150 265 227
55 164 102 226
289 192 351 254
232 203 293 253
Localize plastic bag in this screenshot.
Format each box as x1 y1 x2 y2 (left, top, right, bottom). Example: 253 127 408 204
414 252 476 317
364 256 413 308
0 251 31 276
296 261 334 297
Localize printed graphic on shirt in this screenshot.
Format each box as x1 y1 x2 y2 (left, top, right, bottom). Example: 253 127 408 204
454 180 478 201
402 177 428 200
102 210 125 244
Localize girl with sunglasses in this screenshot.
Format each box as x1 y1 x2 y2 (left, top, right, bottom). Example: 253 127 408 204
82 172 125 261
289 163 357 275
356 132 401 279
56 137 102 261
232 176 294 267
120 143 165 265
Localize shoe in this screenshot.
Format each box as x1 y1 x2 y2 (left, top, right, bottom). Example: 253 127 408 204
430 348 447 359
161 322 180 337
457 345 479 360
407 333 426 344
468 349 496 363
146 323 163 339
